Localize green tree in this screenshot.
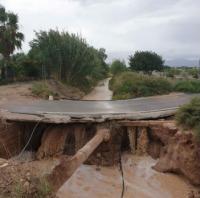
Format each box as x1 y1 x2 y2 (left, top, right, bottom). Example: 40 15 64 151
129 51 164 74
0 5 24 79
110 59 127 75
9 53 41 80
29 30 108 91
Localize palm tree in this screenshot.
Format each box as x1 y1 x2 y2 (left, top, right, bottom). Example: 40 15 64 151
0 6 24 79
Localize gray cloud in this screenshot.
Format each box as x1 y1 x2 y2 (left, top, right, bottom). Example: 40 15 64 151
1 0 200 65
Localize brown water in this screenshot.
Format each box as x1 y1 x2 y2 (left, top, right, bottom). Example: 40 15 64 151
57 78 195 198
57 154 194 198
83 78 113 100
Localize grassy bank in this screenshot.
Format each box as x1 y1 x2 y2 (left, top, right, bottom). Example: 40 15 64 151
31 80 84 100
110 71 200 100
176 97 200 139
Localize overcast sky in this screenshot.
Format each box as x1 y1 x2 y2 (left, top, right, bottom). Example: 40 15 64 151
1 0 200 65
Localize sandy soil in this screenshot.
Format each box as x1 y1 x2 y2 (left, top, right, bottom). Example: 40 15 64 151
0 81 37 107
57 79 196 198
0 80 84 108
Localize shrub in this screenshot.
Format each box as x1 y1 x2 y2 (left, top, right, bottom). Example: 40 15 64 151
110 71 173 99
185 68 199 79
164 68 181 78
32 82 54 99
174 80 200 93
175 97 200 139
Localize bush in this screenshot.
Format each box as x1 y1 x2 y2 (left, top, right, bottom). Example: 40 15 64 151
164 68 181 78
184 68 199 79
32 82 54 99
174 80 200 93
175 97 200 139
110 71 173 99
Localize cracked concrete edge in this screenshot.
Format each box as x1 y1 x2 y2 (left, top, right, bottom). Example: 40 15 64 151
0 108 177 124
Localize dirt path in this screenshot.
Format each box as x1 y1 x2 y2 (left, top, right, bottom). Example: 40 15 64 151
57 79 196 198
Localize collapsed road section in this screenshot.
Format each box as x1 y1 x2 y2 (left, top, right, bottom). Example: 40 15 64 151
0 93 200 197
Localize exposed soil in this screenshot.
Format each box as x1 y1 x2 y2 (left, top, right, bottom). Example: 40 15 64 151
154 132 200 185
0 157 59 198
0 80 84 107
0 81 37 107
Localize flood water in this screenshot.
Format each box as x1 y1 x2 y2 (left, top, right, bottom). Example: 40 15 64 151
58 154 194 198
82 78 113 100
57 78 195 198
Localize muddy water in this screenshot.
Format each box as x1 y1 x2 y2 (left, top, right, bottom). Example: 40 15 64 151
58 154 194 198
83 78 113 100
57 78 194 198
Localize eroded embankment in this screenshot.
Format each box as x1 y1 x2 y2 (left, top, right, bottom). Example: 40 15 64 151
0 120 200 198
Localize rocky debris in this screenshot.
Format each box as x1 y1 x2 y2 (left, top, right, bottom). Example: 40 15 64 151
153 132 200 185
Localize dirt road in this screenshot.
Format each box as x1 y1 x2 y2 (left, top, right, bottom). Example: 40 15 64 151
57 78 195 198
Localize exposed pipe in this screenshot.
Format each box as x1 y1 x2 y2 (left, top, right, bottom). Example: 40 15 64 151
48 128 110 191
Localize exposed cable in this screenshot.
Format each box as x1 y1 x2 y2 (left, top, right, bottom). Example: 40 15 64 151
119 150 125 198
17 119 43 158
